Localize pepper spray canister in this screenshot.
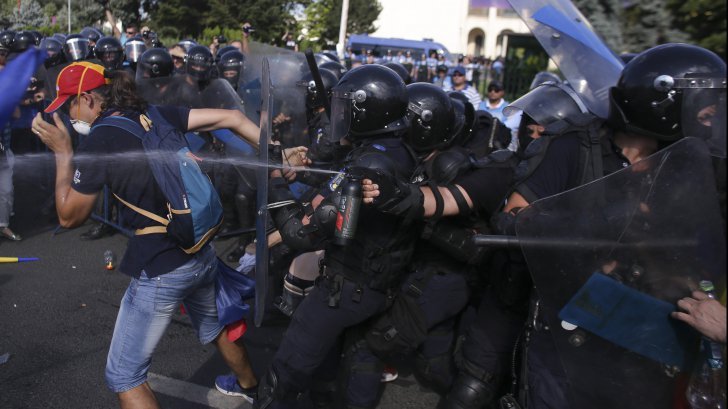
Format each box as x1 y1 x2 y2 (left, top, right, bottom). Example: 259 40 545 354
334 176 362 246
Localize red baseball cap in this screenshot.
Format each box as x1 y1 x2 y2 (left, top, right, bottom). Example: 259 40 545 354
44 61 111 113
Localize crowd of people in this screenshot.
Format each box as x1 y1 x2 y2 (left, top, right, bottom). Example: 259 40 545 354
1 11 726 409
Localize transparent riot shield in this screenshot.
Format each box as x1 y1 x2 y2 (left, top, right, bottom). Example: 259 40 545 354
515 137 726 409
506 0 624 119
240 41 308 148
254 57 273 327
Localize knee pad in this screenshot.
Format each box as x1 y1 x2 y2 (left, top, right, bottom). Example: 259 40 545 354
441 371 498 409
342 340 384 409
274 273 315 317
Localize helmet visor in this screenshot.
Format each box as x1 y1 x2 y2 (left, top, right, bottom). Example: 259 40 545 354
330 89 354 141
125 42 146 62
681 85 726 157
504 82 587 126
64 38 89 61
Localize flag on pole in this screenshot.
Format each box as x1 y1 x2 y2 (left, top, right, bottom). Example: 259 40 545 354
0 48 47 129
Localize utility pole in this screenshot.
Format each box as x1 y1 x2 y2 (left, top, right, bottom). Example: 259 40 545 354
336 0 350 59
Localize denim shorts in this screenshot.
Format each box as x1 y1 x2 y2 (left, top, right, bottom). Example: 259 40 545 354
105 246 223 393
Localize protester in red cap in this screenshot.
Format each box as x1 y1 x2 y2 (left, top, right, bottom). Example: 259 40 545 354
31 61 309 408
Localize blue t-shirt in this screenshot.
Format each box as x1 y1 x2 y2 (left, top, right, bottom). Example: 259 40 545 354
71 105 193 278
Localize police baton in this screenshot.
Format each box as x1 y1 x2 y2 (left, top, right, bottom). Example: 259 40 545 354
472 234 696 249
304 49 331 119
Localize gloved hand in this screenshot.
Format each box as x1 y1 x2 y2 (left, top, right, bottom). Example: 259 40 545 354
357 167 423 220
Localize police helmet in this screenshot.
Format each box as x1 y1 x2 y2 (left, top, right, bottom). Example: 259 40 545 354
215 45 238 62
382 62 412 85
137 47 173 78
94 36 124 70
80 27 103 44
124 36 147 63
448 92 476 146
321 51 340 63
608 43 726 145
0 30 15 50
52 33 67 43
40 37 66 67
505 81 588 134
13 31 35 52
405 83 460 153
218 49 245 87
330 64 409 141
178 39 197 52
63 34 90 62
299 68 338 110
529 71 561 91
319 61 347 81
185 45 214 81
28 30 43 46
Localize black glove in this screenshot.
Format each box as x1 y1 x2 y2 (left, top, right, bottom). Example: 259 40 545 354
352 166 424 221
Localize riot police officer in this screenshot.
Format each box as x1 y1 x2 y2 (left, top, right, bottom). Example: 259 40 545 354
94 37 125 71
253 64 420 409
63 34 90 63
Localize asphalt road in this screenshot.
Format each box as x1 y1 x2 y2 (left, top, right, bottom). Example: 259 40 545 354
0 171 441 409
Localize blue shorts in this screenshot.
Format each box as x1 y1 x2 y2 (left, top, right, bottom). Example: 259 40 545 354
105 246 223 393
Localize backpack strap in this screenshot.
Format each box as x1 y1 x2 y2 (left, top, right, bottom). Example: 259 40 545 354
93 115 171 236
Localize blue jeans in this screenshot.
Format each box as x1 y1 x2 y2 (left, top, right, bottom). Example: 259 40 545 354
105 246 223 393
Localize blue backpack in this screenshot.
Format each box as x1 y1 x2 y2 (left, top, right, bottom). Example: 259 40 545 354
92 105 224 254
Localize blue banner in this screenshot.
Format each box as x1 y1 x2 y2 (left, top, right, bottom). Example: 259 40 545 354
0 48 46 129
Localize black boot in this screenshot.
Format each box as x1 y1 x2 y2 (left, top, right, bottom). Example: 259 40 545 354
80 222 114 240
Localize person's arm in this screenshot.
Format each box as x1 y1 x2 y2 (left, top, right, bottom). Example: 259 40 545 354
241 22 252 54
105 9 121 40
361 179 473 218
32 113 98 227
187 108 260 148
673 291 727 343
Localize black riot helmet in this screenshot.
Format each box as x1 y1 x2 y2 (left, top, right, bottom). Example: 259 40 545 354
52 33 67 43
607 43 726 152
382 62 412 85
319 61 347 81
448 95 475 146
185 45 214 81
178 39 197 52
405 83 460 153
217 49 245 88
63 34 90 62
28 30 42 46
321 51 340 63
137 47 173 78
94 36 124 70
40 37 65 67
13 31 35 52
299 68 338 111
80 27 103 44
215 45 238 62
0 30 15 50
505 81 589 135
330 64 409 141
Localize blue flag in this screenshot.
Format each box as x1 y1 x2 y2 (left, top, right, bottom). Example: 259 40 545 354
0 48 47 129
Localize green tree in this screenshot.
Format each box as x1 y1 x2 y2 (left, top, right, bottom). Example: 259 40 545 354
573 0 624 52
11 0 48 30
667 0 726 58
304 0 382 48
621 0 688 53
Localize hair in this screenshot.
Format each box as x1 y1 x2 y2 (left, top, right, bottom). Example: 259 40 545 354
92 70 147 113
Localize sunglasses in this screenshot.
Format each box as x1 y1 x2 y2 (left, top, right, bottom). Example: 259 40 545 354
126 31 136 35
452 72 464 77
488 88 503 92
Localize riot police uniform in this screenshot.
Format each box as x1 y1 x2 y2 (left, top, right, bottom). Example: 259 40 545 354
255 65 420 409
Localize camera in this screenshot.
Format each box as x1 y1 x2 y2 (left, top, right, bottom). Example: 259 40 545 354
217 34 228 43
142 30 157 40
243 26 255 34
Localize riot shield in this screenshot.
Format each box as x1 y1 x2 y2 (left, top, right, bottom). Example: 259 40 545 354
506 0 623 119
254 57 273 327
515 137 726 409
136 74 201 108
240 41 308 148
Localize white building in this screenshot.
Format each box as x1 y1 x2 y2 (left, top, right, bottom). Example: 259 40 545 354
372 0 531 58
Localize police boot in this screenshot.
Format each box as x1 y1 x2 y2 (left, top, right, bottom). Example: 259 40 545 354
80 222 114 240
440 371 498 409
254 368 299 409
274 272 315 317
310 379 339 409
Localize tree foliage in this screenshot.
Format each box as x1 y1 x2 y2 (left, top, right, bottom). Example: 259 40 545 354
11 0 48 30
304 0 381 47
667 0 726 58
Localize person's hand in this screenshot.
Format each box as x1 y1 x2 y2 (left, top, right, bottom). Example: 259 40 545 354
32 112 72 155
282 146 310 168
672 291 727 343
242 22 253 37
362 179 380 204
